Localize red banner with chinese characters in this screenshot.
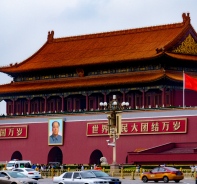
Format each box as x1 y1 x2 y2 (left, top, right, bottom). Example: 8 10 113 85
86 118 187 136
0 125 28 139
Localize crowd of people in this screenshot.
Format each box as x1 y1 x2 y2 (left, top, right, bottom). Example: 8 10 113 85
10 163 103 172
75 164 102 171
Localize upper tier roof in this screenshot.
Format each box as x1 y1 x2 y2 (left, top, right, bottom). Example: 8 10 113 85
0 13 197 75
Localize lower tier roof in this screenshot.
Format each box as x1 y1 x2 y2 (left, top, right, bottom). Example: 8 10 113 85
0 69 194 95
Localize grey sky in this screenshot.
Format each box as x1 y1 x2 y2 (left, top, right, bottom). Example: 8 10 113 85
0 0 197 114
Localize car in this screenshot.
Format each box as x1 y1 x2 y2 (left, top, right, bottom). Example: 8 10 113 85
53 171 109 184
6 160 32 170
140 166 184 183
0 170 38 184
53 172 66 183
12 168 41 180
87 170 121 184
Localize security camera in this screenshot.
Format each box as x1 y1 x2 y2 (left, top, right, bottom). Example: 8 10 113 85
106 140 110 143
108 142 115 147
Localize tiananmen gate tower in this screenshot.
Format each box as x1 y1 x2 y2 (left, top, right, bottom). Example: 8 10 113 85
0 13 197 165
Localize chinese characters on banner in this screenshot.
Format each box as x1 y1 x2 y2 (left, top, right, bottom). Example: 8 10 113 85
0 125 28 139
86 118 187 136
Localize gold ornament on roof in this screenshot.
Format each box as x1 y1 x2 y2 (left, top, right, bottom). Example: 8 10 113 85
76 68 84 77
172 34 197 55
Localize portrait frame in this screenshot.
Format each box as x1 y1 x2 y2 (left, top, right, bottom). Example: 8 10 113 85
48 118 63 145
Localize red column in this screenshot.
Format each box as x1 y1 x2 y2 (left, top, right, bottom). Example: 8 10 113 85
122 91 125 102
132 93 135 109
98 96 100 109
70 98 73 111
21 100 23 115
162 88 166 107
104 93 107 102
53 99 55 112
73 98 75 111
150 93 153 108
37 99 39 113
61 96 64 112
142 90 145 108
28 99 31 114
86 94 89 111
171 90 173 106
44 97 47 113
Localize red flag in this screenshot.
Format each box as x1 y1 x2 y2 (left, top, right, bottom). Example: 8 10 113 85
184 73 197 91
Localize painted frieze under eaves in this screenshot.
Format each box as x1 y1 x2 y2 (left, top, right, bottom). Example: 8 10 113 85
172 34 197 55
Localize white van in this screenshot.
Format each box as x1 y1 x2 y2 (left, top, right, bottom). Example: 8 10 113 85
6 160 31 170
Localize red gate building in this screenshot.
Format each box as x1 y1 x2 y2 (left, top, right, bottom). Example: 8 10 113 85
0 13 197 165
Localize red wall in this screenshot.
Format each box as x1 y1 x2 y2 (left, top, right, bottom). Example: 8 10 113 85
174 89 197 107
0 115 197 165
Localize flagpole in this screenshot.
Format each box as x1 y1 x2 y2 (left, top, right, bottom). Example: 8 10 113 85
183 70 185 109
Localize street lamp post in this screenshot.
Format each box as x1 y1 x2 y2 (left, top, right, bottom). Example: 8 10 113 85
100 95 129 172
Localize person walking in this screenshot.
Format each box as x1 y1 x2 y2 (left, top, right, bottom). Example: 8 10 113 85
190 165 195 177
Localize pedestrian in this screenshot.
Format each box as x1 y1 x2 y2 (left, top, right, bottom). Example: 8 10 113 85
60 164 63 171
77 164 81 171
190 165 195 177
95 165 102 170
136 165 140 173
32 164 36 170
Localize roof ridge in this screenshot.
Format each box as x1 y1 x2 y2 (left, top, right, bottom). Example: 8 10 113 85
53 22 185 43
51 13 190 43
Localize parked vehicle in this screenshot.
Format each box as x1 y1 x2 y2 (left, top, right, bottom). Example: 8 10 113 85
87 170 121 184
53 171 109 184
6 159 31 170
12 168 41 180
0 171 38 184
140 166 184 183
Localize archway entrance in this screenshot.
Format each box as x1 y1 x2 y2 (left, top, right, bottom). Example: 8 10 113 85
89 149 103 165
11 151 22 160
47 147 63 164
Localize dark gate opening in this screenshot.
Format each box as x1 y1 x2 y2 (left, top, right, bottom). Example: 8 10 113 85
89 149 103 165
11 151 22 160
47 147 63 164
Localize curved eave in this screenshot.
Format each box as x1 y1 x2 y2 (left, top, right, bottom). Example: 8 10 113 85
165 52 197 61
0 41 48 74
0 52 164 75
0 70 165 95
165 71 183 82
166 70 197 82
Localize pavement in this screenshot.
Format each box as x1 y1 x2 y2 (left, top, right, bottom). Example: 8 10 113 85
38 177 195 184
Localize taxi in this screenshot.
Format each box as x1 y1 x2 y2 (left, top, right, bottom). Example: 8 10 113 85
140 166 184 183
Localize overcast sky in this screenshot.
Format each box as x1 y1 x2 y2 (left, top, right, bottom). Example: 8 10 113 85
0 0 197 114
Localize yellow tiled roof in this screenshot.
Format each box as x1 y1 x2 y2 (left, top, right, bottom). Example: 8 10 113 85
0 13 194 74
